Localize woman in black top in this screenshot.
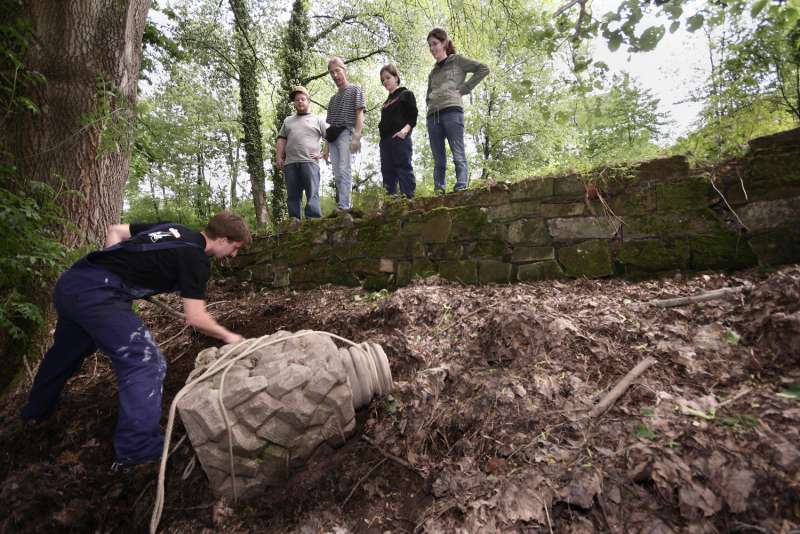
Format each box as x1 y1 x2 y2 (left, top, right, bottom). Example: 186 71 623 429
378 64 418 198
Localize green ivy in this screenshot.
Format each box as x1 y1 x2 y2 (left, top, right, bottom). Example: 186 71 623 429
0 172 69 340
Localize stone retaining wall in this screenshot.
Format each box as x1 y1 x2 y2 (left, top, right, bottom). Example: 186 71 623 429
233 128 800 289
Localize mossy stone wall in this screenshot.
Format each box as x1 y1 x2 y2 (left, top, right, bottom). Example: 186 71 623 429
234 128 800 289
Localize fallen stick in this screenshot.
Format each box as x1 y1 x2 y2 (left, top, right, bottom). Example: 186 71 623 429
361 435 417 473
590 357 657 418
142 296 186 320
649 286 746 308
342 458 386 507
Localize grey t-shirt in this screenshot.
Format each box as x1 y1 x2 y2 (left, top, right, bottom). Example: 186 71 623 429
277 113 328 164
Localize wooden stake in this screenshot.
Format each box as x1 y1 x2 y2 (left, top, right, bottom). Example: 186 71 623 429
649 286 746 308
590 357 657 418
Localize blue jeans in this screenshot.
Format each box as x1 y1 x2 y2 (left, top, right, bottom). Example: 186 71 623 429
329 128 353 209
427 109 468 191
379 136 415 198
284 161 322 219
22 260 167 465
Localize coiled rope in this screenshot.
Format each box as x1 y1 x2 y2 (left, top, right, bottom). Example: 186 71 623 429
149 330 386 534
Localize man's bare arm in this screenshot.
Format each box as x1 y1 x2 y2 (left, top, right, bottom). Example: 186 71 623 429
105 224 131 248
183 298 243 344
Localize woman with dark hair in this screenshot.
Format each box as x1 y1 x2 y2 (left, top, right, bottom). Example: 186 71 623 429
378 64 418 198
425 27 489 194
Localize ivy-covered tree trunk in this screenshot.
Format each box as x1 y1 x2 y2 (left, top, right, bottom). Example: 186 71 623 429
270 0 312 224
1 0 151 248
229 0 269 229
0 0 150 392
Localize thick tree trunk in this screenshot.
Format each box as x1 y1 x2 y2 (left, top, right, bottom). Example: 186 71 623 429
229 0 270 228
2 1 150 248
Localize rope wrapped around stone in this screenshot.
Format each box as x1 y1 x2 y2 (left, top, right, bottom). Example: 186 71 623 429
149 330 392 534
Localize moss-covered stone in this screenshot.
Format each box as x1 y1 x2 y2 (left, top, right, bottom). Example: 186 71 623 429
517 260 563 281
511 246 555 263
618 239 690 273
687 234 757 270
655 176 711 211
485 201 541 222
607 186 657 216
478 260 511 283
635 155 689 181
451 206 495 239
557 240 613 278
421 208 452 243
469 239 509 257
428 242 463 260
747 226 800 266
624 210 725 240
506 218 550 245
438 260 477 283
553 175 585 197
509 177 555 201
737 197 800 232
547 216 621 241
411 258 436 278
362 273 393 291
396 261 413 286
540 202 586 218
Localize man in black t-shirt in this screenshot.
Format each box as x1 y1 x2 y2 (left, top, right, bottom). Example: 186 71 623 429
22 212 252 469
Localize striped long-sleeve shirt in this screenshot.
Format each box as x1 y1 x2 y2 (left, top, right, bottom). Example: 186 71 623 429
326 85 365 128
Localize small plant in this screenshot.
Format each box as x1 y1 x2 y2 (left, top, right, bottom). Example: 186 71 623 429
717 414 759 431
634 422 656 440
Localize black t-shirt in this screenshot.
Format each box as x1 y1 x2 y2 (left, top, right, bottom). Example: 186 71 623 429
90 223 210 299
378 87 418 139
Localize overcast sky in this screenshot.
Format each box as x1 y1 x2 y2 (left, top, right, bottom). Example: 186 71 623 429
589 0 711 142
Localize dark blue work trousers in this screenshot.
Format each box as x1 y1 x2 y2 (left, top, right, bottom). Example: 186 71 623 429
379 135 416 198
22 259 167 465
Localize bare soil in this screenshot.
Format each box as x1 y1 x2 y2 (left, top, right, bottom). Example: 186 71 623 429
1 266 799 533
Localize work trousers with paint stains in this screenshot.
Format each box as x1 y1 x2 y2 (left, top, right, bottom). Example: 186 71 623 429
22 259 167 464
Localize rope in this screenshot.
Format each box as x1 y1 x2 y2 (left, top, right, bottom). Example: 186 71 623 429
149 330 382 534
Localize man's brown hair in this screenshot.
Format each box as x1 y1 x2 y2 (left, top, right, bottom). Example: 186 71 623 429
205 211 252 247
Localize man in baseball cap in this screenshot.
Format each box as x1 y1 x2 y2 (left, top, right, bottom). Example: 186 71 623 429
277 86 328 219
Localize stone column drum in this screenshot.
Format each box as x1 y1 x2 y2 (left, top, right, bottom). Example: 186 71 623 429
177 330 393 499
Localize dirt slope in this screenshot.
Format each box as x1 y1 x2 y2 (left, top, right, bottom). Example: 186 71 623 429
1 266 799 533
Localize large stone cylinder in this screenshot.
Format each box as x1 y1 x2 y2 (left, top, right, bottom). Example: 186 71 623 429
177 330 392 499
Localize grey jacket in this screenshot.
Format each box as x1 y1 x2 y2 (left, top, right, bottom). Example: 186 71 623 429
426 54 490 116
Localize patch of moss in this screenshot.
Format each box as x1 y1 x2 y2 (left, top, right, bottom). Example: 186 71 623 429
478 260 511 284
511 246 555 263
624 209 724 240
420 208 452 243
557 240 613 278
655 176 711 211
396 261 412 286
517 260 563 281
553 176 585 197
486 201 541 222
747 226 800 266
469 239 509 258
618 239 690 273
450 206 495 238
362 273 393 291
506 218 550 245
438 260 477 283
540 202 586 218
687 233 757 270
509 177 555 201
427 242 463 260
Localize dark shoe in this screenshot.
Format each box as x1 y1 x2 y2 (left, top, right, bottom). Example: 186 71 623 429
110 457 161 474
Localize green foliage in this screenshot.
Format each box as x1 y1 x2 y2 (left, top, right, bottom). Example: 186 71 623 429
0 172 70 340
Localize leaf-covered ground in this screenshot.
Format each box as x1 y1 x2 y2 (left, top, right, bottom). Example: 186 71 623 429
1 266 799 533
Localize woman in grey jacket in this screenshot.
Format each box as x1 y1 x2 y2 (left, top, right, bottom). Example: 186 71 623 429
426 27 489 194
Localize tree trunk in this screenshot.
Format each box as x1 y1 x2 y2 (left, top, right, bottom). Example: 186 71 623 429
2 0 151 248
229 0 269 229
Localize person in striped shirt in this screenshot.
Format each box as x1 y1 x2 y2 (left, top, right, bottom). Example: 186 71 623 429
325 57 365 211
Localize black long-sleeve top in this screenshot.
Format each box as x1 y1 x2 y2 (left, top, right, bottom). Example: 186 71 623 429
378 87 418 139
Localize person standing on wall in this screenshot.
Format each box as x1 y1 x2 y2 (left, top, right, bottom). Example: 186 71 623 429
425 27 489 194
276 85 328 220
325 57 365 211
378 64 418 199
21 212 251 470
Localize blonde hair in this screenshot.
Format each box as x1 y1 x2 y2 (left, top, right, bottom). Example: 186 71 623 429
327 57 346 71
